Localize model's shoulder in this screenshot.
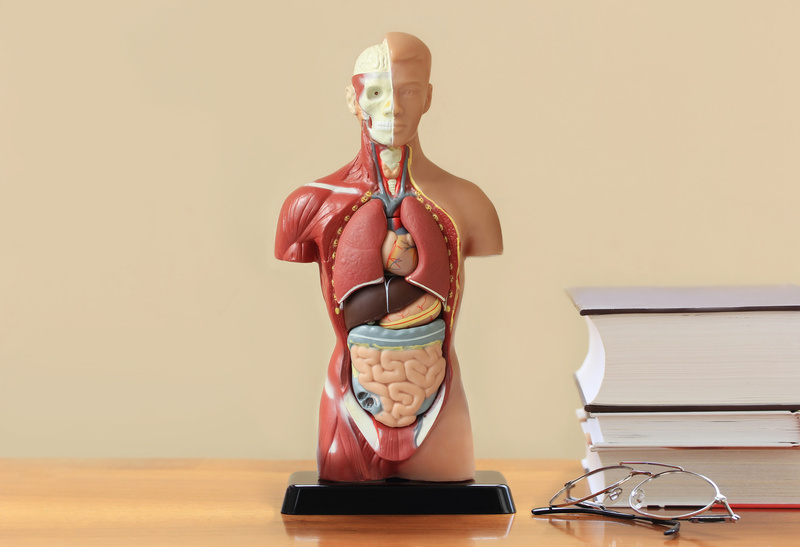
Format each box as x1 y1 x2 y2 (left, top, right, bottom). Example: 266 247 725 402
448 173 494 203
276 160 370 263
420 169 503 257
281 160 366 210
419 168 495 214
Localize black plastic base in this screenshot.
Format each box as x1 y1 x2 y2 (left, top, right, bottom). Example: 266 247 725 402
281 470 516 515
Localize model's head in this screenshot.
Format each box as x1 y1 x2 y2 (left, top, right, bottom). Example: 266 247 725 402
346 33 432 147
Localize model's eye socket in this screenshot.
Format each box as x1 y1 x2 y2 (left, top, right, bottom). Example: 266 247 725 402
366 87 382 98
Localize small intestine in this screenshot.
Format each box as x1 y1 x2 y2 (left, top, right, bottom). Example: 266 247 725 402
350 343 446 428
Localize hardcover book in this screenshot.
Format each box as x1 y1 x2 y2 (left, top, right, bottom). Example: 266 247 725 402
579 409 800 448
567 285 800 412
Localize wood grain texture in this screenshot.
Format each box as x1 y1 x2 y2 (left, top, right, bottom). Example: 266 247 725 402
0 459 796 546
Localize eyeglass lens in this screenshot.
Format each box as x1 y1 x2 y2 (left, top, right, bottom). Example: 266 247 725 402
631 471 719 519
552 466 634 506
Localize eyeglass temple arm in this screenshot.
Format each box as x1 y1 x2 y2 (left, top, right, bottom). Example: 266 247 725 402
619 461 685 471
532 506 681 536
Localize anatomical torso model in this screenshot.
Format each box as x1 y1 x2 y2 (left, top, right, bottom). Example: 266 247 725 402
275 33 502 482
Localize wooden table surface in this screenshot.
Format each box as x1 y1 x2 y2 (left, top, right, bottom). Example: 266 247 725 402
0 458 796 546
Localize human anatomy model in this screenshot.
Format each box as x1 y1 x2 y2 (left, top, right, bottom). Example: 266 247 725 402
275 33 502 482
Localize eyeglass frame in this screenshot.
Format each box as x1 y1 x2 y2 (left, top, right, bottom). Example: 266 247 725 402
533 461 740 535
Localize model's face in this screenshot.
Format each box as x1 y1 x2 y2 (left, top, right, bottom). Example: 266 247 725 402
358 72 393 146
351 35 431 147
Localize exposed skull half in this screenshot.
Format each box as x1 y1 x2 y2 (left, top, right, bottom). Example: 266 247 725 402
352 40 394 146
358 72 393 145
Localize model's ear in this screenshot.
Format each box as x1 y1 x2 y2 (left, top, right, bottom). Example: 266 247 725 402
423 83 433 114
345 85 359 116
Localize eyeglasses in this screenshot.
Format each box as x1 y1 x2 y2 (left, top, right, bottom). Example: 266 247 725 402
532 461 740 536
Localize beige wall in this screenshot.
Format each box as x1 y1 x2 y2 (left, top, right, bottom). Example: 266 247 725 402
1 1 798 460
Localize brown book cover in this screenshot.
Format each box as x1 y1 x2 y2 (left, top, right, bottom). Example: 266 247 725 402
567 284 800 316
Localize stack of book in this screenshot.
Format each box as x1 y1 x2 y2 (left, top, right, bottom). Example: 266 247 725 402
567 285 800 506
